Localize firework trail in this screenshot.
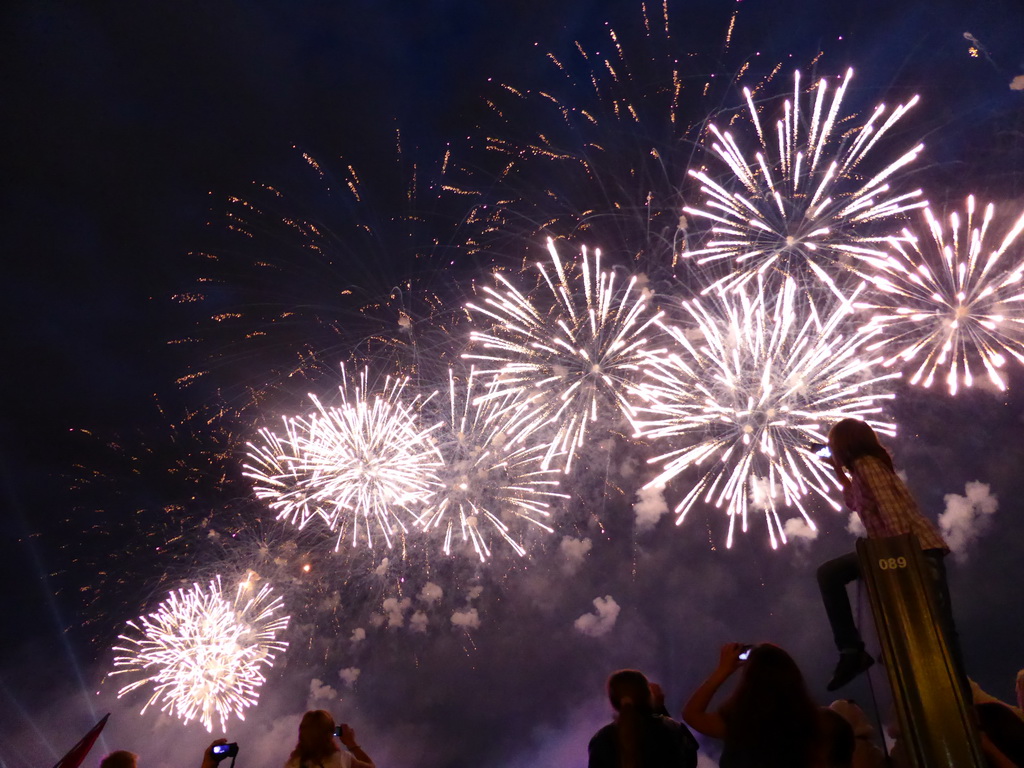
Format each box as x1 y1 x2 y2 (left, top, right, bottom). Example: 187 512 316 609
454 1 773 276
110 575 289 732
856 196 1024 394
245 366 444 550
465 238 664 473
173 139 478 408
683 69 926 299
631 276 899 548
416 367 568 560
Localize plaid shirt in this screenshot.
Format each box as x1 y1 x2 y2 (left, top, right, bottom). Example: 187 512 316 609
843 455 947 551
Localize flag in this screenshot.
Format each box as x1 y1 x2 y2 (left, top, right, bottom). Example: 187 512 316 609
53 713 110 768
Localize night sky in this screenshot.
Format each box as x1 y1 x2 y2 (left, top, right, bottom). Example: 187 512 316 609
3 2 1024 767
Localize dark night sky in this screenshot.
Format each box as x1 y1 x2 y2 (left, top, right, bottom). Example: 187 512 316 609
2 2 1024 767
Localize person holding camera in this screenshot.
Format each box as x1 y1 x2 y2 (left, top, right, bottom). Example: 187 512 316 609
284 710 375 768
683 643 829 768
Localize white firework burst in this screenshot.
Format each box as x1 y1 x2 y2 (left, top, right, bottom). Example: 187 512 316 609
857 196 1024 394
631 276 899 548
245 366 444 550
110 575 289 732
684 69 925 299
415 368 568 560
465 238 663 471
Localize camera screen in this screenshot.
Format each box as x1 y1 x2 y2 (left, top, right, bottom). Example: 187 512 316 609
212 746 229 755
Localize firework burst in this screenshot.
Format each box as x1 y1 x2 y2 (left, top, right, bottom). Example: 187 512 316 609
110 576 289 732
174 140 478 408
684 69 925 299
245 367 444 550
631 277 899 548
857 196 1024 394
455 1 767 276
465 238 664 472
415 368 568 560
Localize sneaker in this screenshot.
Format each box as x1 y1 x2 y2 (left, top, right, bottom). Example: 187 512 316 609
827 650 875 691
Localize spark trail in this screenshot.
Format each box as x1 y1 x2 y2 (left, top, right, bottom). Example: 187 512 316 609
110 576 289 732
416 368 568 560
465 238 663 472
858 196 1024 394
631 276 899 547
684 69 925 299
245 367 444 550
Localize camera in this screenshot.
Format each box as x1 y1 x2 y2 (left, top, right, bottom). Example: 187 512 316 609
809 442 831 460
334 725 349 738
738 645 753 661
211 743 239 762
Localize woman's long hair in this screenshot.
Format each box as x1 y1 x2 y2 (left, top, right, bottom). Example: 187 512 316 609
829 419 894 473
289 710 340 766
720 645 822 768
608 669 654 768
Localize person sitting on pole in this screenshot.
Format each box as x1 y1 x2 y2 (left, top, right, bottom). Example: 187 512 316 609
816 418 964 692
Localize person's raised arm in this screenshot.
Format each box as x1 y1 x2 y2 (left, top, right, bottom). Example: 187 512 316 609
339 724 375 768
829 453 852 492
682 643 745 739
200 739 227 768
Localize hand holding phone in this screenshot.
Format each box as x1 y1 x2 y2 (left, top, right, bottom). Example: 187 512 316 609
210 743 238 762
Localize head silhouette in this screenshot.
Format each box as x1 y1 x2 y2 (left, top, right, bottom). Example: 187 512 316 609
723 644 821 768
828 419 893 472
289 709 340 764
608 669 654 714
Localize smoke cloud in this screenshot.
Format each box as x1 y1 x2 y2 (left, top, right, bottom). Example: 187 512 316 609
783 516 818 542
939 481 998 561
749 476 781 510
451 607 481 629
847 511 867 537
409 610 429 633
308 678 337 701
418 582 443 604
634 484 669 532
382 597 411 627
559 535 593 574
338 667 361 687
574 595 620 637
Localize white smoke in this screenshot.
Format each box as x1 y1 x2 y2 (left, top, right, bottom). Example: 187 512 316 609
350 627 366 644
559 536 592 574
1011 75 1024 91
338 667 361 688
847 512 867 537
466 585 484 601
633 484 668 532
749 476 780 510
451 607 481 630
308 678 337 701
783 516 818 542
619 455 638 479
409 610 429 633
574 595 620 638
373 557 390 576
939 481 998 561
382 597 411 628
418 582 443 604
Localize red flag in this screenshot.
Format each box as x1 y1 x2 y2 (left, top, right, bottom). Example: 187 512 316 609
53 713 110 768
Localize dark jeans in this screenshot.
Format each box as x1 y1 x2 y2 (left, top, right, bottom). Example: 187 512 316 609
817 548 968 691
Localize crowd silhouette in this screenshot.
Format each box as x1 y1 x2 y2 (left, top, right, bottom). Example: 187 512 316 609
89 418 1022 767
